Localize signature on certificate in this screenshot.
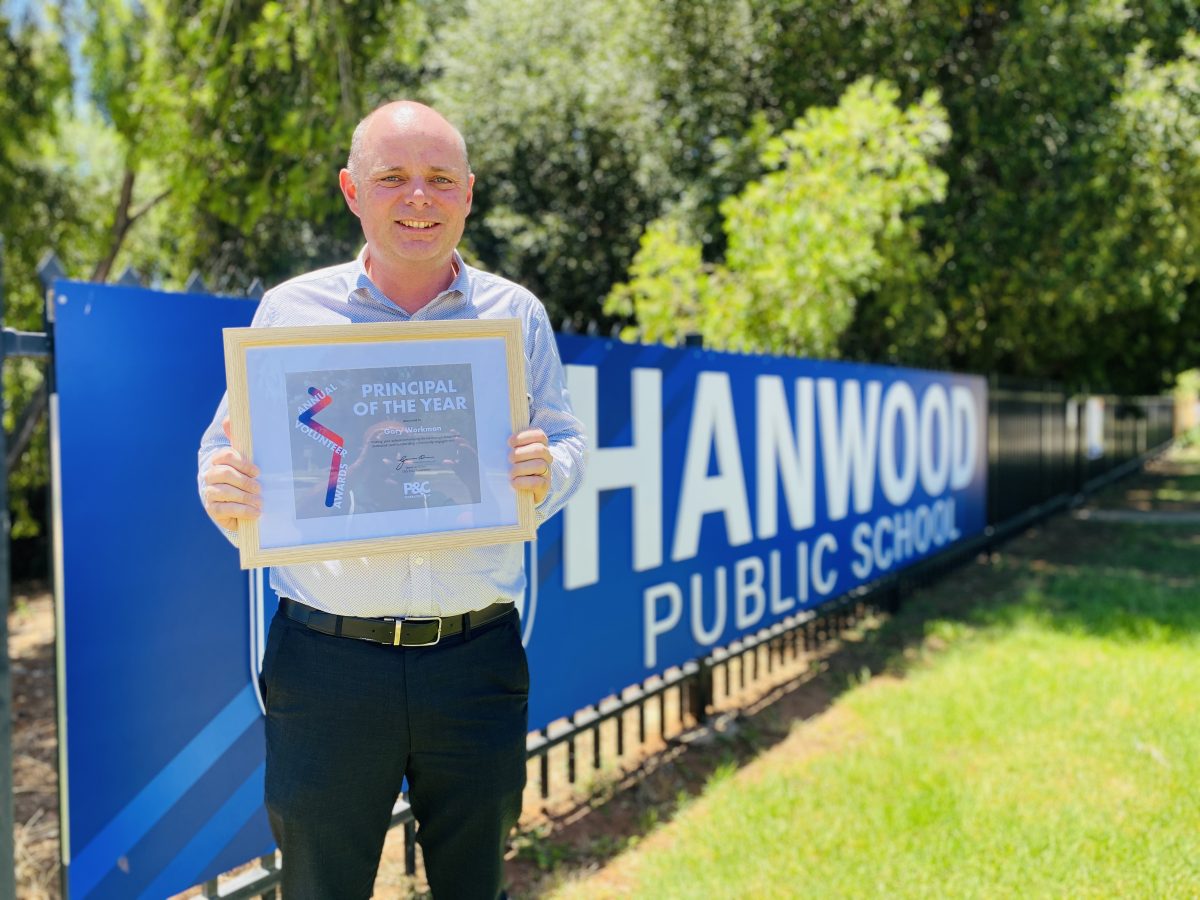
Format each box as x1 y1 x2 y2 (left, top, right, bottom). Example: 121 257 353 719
395 454 434 472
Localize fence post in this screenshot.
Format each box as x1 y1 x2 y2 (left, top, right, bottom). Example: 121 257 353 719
0 237 17 900
260 853 279 899
987 373 999 531
36 253 63 899
688 656 714 727
1039 380 1047 504
404 815 417 875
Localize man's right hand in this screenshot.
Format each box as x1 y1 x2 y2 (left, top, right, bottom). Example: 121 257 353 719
202 417 262 532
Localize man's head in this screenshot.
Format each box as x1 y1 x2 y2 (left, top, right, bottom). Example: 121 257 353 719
346 103 470 184
339 101 474 284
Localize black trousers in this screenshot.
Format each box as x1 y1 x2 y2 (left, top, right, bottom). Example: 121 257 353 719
260 606 529 899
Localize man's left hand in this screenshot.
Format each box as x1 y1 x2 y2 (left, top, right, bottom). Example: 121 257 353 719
509 429 552 506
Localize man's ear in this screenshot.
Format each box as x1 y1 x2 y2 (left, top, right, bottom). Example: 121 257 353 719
465 171 475 217
339 169 361 217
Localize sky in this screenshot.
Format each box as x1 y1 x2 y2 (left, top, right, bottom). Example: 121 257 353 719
4 0 90 110
3 0 41 22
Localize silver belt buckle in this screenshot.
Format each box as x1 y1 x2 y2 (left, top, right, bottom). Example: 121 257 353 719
393 616 442 647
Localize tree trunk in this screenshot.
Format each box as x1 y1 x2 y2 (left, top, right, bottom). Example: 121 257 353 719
89 166 170 283
6 380 47 472
91 167 136 283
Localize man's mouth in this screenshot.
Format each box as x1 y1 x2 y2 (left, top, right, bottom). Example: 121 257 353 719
397 220 439 230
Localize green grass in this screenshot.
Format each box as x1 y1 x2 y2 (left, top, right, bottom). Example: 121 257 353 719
553 493 1200 896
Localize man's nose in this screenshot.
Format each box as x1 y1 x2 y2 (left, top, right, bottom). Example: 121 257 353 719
404 181 432 206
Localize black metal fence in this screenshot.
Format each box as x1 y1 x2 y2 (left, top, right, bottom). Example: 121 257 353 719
0 257 1182 898
987 378 1176 535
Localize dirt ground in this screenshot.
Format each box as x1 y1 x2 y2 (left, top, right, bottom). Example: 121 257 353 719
9 580 58 899
9 448 1197 898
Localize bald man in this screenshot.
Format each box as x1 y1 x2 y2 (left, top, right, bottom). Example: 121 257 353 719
198 102 587 899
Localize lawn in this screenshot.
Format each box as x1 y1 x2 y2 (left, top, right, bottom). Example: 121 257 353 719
551 449 1200 899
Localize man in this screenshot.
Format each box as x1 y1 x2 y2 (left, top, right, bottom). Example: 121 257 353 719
198 101 586 899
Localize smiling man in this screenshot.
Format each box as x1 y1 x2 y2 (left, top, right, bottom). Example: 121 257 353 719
197 102 587 899
341 105 475 311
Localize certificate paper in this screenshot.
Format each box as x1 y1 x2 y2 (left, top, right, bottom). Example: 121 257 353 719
223 320 534 568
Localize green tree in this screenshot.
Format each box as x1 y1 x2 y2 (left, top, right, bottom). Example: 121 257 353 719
1 12 75 543
1 11 72 327
1046 34 1200 392
74 0 436 291
607 79 949 358
601 0 1200 390
917 1 1196 383
428 0 769 324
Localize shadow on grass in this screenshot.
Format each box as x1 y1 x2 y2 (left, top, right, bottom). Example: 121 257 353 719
973 565 1200 644
506 463 1199 897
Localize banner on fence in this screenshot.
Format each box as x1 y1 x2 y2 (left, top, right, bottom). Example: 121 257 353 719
52 282 986 897
525 336 987 726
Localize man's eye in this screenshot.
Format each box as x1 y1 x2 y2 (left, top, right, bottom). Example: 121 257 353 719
432 176 453 184
380 175 403 184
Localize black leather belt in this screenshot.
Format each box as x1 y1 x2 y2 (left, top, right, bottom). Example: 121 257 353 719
279 597 514 648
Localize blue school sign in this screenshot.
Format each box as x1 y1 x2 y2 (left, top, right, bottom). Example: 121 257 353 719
528 337 986 726
51 281 986 897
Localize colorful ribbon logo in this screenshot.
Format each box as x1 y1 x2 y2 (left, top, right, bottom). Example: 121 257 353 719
297 386 345 507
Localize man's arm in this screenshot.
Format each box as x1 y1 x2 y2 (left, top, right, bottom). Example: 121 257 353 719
509 303 587 523
197 403 262 544
197 294 273 543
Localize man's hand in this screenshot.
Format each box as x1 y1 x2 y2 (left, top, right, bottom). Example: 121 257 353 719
202 417 262 532
508 429 552 506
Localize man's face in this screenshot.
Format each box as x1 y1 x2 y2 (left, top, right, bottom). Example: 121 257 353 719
340 113 473 275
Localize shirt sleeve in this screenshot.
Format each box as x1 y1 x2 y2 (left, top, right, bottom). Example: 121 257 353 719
525 301 587 525
196 293 275 546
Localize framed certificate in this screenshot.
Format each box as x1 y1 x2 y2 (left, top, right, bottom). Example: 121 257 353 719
222 319 535 569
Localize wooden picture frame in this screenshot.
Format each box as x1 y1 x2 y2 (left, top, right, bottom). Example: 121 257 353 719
223 319 534 569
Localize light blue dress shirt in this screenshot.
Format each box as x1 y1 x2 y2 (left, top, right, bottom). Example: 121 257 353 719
198 250 587 617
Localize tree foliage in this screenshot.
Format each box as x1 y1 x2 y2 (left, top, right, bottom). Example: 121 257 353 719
428 0 770 324
1 12 72 328
1 13 75 540
595 1 1200 390
911 1 1200 389
1038 33 1200 392
77 0 436 291
607 79 949 357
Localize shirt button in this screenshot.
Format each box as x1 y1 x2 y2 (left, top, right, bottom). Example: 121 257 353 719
413 556 424 566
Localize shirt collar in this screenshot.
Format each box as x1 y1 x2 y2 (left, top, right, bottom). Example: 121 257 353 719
351 247 471 316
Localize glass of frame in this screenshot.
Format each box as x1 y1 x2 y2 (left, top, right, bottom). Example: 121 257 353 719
222 319 535 569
